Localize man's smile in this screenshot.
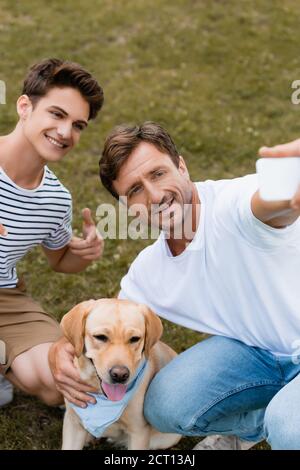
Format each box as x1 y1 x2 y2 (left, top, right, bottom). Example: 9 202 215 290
153 196 175 214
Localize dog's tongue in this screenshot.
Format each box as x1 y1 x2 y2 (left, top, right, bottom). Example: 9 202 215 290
101 382 128 401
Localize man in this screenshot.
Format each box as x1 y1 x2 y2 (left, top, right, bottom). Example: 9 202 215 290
99 122 300 450
0 58 104 408
52 122 300 450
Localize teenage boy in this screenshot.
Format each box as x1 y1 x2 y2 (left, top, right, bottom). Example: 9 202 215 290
0 58 103 407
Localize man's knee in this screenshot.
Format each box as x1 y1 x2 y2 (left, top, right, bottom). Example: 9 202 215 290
144 368 198 435
144 336 249 435
264 395 300 449
144 374 177 433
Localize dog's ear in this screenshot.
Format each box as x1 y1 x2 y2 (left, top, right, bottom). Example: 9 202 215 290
60 300 96 357
140 304 163 357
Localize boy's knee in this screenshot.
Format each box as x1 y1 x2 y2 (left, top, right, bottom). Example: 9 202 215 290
11 363 62 406
33 366 63 406
38 388 63 407
21 375 62 406
14 368 41 394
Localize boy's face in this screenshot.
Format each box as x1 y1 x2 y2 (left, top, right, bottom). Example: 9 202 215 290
113 142 193 233
18 87 89 162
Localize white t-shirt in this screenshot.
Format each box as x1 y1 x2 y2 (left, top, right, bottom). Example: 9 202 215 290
119 174 300 357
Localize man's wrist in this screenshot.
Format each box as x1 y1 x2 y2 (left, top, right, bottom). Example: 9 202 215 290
48 336 67 368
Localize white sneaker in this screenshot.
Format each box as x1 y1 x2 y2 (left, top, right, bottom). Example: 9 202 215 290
0 374 13 407
193 434 258 450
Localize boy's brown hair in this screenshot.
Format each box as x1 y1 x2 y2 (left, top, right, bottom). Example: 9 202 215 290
22 58 104 120
99 122 180 199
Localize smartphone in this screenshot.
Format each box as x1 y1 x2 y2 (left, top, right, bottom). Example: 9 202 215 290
256 157 300 201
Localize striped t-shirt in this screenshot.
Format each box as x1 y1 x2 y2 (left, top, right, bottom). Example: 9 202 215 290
0 165 72 288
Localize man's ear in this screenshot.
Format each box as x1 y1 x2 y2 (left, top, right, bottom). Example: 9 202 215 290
178 155 190 179
16 94 32 121
60 300 96 357
140 304 163 357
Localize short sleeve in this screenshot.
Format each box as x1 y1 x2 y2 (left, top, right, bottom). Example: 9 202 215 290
118 249 154 305
42 199 73 250
118 289 129 300
119 263 145 304
213 174 300 249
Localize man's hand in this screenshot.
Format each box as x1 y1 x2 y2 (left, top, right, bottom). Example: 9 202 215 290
0 223 7 236
68 208 104 261
259 138 300 159
48 337 98 407
259 138 300 209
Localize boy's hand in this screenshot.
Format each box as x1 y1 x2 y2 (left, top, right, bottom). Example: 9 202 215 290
48 337 98 407
68 208 104 261
0 223 7 236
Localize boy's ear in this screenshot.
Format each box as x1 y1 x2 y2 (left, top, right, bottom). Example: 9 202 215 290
16 94 32 120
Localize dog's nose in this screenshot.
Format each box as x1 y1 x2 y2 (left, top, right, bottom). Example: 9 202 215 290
109 366 130 384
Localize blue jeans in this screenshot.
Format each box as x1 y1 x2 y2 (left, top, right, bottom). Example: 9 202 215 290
144 336 300 449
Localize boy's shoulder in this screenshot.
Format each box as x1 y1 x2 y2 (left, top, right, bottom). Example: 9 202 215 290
43 166 72 201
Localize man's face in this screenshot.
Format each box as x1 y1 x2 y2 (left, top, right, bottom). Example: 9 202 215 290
113 142 194 233
19 87 89 162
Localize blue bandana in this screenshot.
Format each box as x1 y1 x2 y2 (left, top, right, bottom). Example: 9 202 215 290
70 359 148 438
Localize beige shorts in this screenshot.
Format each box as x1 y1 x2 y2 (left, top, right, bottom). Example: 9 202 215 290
0 283 62 374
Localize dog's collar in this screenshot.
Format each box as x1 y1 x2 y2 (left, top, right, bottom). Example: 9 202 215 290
70 358 149 438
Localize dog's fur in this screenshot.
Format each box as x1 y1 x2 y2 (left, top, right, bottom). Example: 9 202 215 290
60 298 181 450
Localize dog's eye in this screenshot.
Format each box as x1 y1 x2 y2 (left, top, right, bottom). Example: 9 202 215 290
94 334 108 342
130 336 141 344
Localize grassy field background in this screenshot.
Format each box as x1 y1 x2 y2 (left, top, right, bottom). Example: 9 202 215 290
1 0 300 450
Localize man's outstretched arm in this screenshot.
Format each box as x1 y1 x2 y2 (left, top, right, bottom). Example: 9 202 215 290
251 139 300 228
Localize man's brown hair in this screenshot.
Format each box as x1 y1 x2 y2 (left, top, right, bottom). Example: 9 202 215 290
99 122 180 199
22 58 104 120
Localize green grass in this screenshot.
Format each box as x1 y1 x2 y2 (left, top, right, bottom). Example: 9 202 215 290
0 0 299 450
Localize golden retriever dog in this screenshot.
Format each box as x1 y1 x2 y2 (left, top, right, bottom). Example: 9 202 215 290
60 298 181 450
